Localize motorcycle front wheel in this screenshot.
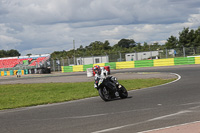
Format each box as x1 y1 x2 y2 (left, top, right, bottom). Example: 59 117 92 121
118 85 128 99
98 87 112 101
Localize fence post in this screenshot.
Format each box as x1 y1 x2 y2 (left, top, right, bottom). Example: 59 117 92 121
118 51 122 62
52 59 55 72
83 57 85 65
135 50 138 60
183 46 186 57
57 59 60 71
67 56 70 66
61 57 64 66
92 55 94 64
105 52 108 63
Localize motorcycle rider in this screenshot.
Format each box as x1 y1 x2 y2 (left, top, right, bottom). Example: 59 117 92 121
93 65 123 98
93 65 107 88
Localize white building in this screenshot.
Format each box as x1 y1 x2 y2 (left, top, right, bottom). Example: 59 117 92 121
125 51 159 61
125 49 175 61
76 55 109 65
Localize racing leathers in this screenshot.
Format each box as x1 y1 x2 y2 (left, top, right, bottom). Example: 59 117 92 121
94 67 108 89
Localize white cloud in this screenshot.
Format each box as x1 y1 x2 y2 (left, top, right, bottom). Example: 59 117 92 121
0 35 21 50
0 0 200 55
100 26 127 36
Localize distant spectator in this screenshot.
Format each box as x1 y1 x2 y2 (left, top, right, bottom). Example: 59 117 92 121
17 71 21 78
174 50 177 57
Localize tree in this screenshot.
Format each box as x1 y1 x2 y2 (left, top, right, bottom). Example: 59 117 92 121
7 49 21 57
189 29 198 54
136 43 142 51
0 50 6 58
178 27 190 47
117 39 136 48
87 41 104 55
26 54 32 56
194 27 200 46
50 27 200 60
165 36 178 49
102 40 111 50
142 42 149 51
0 49 20 58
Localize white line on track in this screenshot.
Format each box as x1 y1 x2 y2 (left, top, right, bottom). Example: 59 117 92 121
128 73 181 93
137 120 200 133
161 73 181 85
144 73 181 88
147 110 191 121
91 110 191 133
91 73 182 133
91 121 147 133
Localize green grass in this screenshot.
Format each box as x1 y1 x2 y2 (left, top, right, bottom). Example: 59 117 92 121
0 78 175 110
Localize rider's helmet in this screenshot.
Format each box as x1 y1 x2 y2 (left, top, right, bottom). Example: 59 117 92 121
94 65 101 75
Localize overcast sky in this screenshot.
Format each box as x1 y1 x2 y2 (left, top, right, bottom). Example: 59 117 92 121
0 0 200 56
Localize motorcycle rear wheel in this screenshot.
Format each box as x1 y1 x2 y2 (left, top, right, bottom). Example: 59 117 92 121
118 85 128 99
98 87 112 101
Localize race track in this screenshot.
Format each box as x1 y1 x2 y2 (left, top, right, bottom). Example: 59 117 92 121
1 65 200 133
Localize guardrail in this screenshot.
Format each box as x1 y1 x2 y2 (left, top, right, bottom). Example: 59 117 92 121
1 57 199 76
0 70 27 76
0 68 50 77
61 57 200 72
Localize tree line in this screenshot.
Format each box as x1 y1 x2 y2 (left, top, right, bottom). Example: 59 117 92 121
165 27 200 49
0 26 199 59
51 39 164 59
0 49 21 58
51 26 200 59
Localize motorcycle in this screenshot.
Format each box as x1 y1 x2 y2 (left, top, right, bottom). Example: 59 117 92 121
95 76 128 101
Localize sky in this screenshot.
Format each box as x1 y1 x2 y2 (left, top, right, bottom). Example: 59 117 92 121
0 0 200 56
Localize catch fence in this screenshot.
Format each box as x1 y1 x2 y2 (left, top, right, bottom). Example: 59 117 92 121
50 46 200 71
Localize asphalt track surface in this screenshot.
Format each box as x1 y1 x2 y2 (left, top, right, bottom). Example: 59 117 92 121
1 65 200 133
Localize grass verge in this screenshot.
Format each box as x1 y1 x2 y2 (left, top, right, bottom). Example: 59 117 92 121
0 78 175 110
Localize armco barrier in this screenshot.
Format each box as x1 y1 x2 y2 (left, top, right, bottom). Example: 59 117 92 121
73 65 83 72
116 61 134 69
0 68 48 76
14 70 18 75
93 63 105 67
0 70 26 76
62 66 73 72
24 69 29 74
61 66 64 72
14 70 24 76
83 64 93 71
1 71 4 76
4 71 7 76
7 71 10 76
61 57 200 73
21 70 24 75
135 60 153 68
1 57 199 76
154 58 174 67
105 62 116 69
195 57 200 64
174 57 195 65
10 70 14 75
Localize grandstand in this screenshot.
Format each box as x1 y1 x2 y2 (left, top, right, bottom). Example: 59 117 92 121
29 57 47 66
0 58 32 69
0 54 50 69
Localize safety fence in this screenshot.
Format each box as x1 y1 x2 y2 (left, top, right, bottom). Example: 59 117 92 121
61 57 200 72
1 57 199 76
56 46 200 66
